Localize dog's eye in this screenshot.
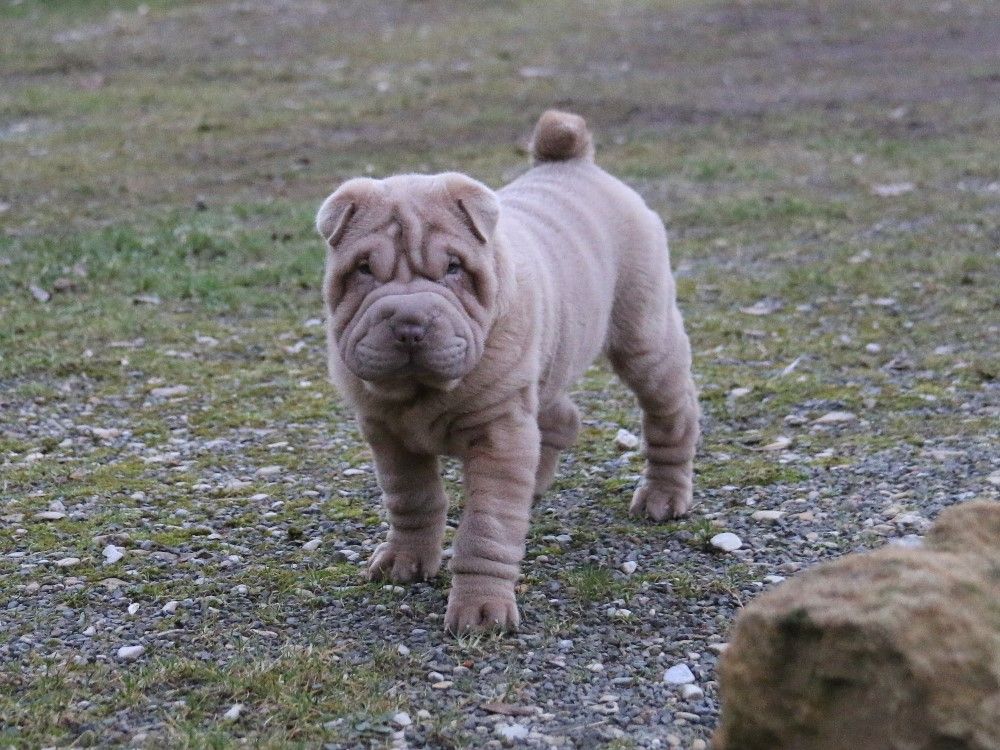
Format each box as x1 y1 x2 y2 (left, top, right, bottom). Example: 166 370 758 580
446 259 462 275
356 261 373 276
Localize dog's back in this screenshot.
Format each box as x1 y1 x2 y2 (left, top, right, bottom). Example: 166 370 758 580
496 111 678 404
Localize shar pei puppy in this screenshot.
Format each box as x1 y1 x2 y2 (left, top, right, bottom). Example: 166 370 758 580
316 111 700 633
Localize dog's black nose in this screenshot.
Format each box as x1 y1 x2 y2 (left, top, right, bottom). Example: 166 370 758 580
392 319 427 347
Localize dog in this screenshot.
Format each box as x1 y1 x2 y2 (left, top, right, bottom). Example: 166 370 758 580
316 110 699 633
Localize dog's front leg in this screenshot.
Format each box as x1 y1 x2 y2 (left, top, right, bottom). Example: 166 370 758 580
445 414 539 634
365 432 448 583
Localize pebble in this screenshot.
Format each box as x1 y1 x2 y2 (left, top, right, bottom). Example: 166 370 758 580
33 511 66 521
619 560 638 575
752 510 785 523
103 544 125 564
753 510 785 523
128 603 141 615
397 644 410 656
117 645 146 661
431 681 453 690
162 600 180 614
55 557 81 568
710 532 742 552
223 703 243 722
813 410 857 424
496 723 529 742
150 384 189 398
680 683 704 701
302 538 321 551
692 741 708 750
392 712 412 728
614 428 640 450
764 574 786 584
663 663 695 685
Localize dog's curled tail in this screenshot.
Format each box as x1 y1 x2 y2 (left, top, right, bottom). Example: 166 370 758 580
530 110 594 164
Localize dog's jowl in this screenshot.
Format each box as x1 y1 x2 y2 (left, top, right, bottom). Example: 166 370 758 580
316 111 700 634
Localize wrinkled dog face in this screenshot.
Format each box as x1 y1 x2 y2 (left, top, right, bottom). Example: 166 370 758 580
317 173 504 388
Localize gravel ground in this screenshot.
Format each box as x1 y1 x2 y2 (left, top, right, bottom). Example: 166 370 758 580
2 355 997 747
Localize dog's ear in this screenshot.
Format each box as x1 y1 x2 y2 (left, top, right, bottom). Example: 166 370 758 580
441 173 499 244
316 178 380 247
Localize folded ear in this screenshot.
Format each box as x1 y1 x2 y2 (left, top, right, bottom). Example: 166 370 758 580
316 177 381 247
441 173 499 243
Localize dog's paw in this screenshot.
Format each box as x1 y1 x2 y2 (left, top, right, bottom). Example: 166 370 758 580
366 541 442 583
629 482 691 521
444 580 520 635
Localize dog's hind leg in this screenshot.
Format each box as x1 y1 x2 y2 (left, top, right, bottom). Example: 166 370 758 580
609 329 699 520
607 224 699 520
533 394 581 498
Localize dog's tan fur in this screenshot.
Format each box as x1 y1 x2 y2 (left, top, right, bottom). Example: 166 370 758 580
316 111 699 633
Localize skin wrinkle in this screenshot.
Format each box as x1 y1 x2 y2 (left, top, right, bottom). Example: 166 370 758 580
316 111 699 633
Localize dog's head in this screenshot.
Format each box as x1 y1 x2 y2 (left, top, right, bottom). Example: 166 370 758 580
317 173 507 390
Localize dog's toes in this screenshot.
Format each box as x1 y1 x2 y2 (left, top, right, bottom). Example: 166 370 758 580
365 542 441 583
444 594 519 635
629 483 691 521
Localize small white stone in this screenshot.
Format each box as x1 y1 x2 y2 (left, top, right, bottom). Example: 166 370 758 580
710 532 742 552
586 662 605 672
150 384 189 398
117 645 145 661
619 560 638 575
397 644 410 656
223 703 243 722
865 342 882 353
342 468 366 476
663 663 696 685
55 557 81 568
302 538 321 551
813 410 857 424
728 386 752 399
83 625 96 636
707 642 729 655
427 671 445 682
988 470 1000 487
496 723 529 741
431 681 453 690
680 683 704 701
752 510 785 523
416 709 432 720
162 600 180 614
392 711 412 728
33 511 66 521
127 602 140 615
256 465 281 477
91 427 121 440
103 544 125 564
763 574 786 584
692 740 708 750
871 181 915 197
614 428 640 450
761 435 792 451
